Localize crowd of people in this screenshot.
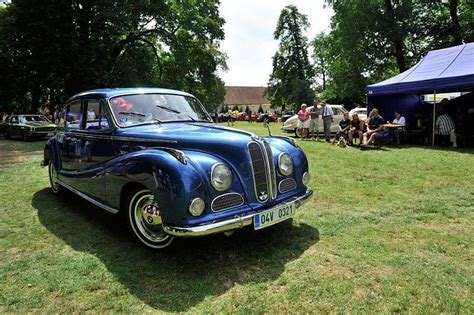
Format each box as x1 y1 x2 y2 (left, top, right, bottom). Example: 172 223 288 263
296 101 409 147
295 98 468 148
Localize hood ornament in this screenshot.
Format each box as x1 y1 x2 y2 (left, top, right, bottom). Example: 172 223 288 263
263 119 272 137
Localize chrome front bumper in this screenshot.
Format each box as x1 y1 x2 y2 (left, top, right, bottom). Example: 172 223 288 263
163 189 313 237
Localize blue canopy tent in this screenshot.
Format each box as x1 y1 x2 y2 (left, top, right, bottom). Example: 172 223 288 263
367 43 474 145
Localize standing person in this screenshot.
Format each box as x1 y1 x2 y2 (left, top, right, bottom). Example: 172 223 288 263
321 101 333 142
297 104 310 140
246 107 252 123
349 113 364 145
435 110 455 146
309 100 320 141
227 109 232 126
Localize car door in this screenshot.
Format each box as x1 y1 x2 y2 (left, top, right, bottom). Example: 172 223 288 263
57 100 83 176
71 99 115 201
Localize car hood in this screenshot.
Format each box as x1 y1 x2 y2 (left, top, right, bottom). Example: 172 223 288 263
115 122 255 149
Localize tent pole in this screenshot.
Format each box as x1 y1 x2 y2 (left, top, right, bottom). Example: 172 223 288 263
432 90 436 146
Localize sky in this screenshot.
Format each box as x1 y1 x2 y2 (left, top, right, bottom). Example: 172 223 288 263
217 0 333 87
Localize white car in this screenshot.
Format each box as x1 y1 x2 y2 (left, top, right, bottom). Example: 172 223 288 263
349 107 367 121
282 104 348 138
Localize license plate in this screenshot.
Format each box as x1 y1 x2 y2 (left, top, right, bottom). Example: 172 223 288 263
254 202 295 230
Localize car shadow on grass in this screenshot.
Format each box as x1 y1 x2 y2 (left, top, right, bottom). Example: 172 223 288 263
32 188 319 312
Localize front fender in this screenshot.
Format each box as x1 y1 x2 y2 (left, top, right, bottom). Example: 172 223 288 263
104 149 238 226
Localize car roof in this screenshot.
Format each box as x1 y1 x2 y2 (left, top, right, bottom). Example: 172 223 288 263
65 87 194 103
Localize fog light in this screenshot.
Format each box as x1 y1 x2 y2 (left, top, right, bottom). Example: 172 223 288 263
189 198 205 216
302 172 310 187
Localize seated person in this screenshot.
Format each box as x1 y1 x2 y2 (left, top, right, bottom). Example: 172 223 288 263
391 111 406 144
333 112 351 143
349 113 364 145
363 108 385 145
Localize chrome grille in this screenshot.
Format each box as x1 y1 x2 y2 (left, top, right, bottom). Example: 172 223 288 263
211 193 244 212
248 140 277 202
36 127 56 132
264 142 277 199
278 178 297 193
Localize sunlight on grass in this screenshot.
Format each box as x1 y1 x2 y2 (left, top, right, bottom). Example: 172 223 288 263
0 125 473 313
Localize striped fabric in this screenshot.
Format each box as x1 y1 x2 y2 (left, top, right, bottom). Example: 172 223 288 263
436 114 455 135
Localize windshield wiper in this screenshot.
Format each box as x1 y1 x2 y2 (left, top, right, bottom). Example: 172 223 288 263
118 111 146 117
156 105 180 114
156 105 199 121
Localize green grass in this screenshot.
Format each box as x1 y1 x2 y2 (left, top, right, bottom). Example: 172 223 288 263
1 123 473 313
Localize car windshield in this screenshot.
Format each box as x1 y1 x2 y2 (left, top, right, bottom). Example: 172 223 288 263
109 94 212 127
20 115 49 122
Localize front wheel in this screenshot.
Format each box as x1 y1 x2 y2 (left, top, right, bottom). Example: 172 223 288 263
126 188 174 249
294 128 302 138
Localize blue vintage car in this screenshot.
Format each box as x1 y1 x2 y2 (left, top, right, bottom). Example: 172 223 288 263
42 88 312 249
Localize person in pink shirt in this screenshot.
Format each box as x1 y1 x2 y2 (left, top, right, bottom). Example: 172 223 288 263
297 103 310 140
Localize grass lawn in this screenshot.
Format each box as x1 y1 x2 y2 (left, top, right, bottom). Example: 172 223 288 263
1 122 473 313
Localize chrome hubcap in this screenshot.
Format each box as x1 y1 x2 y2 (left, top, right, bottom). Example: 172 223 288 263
133 194 169 243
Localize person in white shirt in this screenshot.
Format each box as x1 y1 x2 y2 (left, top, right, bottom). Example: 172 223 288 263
391 111 406 144
321 101 334 142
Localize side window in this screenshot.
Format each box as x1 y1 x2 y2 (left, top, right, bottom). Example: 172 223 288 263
66 101 83 130
10 116 18 124
333 108 339 116
85 100 109 131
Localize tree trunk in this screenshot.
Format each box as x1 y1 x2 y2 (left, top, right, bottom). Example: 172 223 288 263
449 0 462 45
383 0 407 72
30 84 40 114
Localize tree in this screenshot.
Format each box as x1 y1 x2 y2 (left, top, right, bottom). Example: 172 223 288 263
257 105 264 113
311 32 332 92
321 0 473 105
266 5 314 110
0 0 227 115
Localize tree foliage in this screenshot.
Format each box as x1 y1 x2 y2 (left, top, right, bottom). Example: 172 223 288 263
0 0 227 115
267 5 314 110
318 0 474 105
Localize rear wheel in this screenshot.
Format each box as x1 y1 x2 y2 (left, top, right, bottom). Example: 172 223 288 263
48 162 61 194
126 188 174 249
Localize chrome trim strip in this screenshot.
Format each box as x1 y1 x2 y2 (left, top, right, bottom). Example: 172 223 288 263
113 136 178 143
211 192 245 212
56 179 119 214
278 178 297 194
64 131 112 140
163 189 313 237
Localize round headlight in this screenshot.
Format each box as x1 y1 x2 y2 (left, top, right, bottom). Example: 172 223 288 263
302 172 310 187
210 163 232 191
189 198 205 216
278 153 293 176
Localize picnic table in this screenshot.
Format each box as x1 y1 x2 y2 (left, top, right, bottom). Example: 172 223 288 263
382 123 403 128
